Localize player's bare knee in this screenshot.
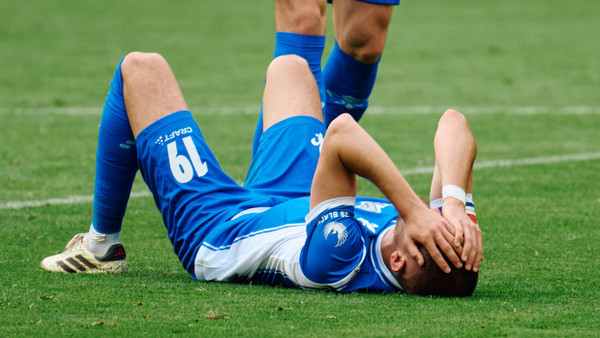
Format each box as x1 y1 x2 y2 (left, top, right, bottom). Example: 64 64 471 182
292 7 324 34
268 55 310 78
356 46 384 64
439 109 467 129
338 5 391 63
341 35 385 64
326 113 357 139
122 52 167 77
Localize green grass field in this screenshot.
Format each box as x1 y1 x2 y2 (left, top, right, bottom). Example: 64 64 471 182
1 0 599 336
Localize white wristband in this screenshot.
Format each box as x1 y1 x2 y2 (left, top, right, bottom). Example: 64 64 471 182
442 184 466 205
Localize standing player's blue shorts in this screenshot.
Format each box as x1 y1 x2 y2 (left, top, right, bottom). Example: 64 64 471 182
327 0 400 5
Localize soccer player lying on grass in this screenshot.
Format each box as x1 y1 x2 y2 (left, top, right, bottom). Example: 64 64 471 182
41 52 482 296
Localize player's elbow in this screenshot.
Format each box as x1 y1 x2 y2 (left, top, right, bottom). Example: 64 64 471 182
438 109 477 154
322 114 359 153
440 109 467 127
321 113 358 154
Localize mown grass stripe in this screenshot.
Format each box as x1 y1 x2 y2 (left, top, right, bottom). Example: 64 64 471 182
2 152 598 210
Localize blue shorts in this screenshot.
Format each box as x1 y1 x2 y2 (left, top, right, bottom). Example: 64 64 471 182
136 111 287 273
328 0 400 5
245 115 325 198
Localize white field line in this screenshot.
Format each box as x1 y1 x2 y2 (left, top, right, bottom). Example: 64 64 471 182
0 191 152 210
2 152 599 210
1 106 600 116
399 152 600 175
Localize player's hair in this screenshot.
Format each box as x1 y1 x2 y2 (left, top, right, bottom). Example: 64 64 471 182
401 245 478 297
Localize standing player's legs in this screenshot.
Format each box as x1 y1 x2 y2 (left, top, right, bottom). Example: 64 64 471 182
273 0 327 104
323 0 394 126
245 55 325 197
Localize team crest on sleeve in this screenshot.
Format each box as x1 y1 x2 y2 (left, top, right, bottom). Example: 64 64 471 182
356 201 391 213
357 218 379 233
324 222 348 247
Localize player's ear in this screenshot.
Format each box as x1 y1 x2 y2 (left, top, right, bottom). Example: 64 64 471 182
390 250 406 272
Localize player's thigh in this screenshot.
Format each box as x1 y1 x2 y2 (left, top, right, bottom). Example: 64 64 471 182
136 111 254 228
121 52 189 138
262 55 323 131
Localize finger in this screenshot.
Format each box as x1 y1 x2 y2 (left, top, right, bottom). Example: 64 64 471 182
464 221 478 270
473 226 483 272
453 220 464 247
443 220 456 237
424 238 453 273
442 226 462 256
434 231 462 270
405 237 424 267
461 220 474 265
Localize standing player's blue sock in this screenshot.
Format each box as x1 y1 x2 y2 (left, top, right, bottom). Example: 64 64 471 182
273 32 326 104
252 32 326 156
89 59 138 254
323 41 380 126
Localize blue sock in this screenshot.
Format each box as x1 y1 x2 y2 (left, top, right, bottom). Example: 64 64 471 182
92 59 138 235
323 41 380 126
252 32 325 156
274 32 326 104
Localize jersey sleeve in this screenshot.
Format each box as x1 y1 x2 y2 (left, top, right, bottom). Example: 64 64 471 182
299 197 366 291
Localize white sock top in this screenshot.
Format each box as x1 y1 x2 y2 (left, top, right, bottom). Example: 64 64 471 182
88 224 121 257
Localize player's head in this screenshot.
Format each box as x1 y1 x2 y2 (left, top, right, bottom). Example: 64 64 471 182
391 220 478 297
398 244 478 297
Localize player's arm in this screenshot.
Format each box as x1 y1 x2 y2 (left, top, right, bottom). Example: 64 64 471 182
429 109 483 272
310 113 462 273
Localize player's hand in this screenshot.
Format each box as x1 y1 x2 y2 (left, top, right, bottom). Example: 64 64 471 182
441 198 483 272
402 208 463 273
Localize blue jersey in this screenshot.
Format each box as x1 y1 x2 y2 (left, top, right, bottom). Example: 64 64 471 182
136 111 291 274
194 196 403 293
136 112 324 275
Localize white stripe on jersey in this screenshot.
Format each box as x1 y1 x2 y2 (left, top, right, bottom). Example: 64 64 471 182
201 223 300 251
194 220 365 292
372 226 404 291
195 223 320 289
230 207 271 220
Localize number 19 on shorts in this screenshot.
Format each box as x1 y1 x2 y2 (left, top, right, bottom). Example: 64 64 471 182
167 136 208 183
